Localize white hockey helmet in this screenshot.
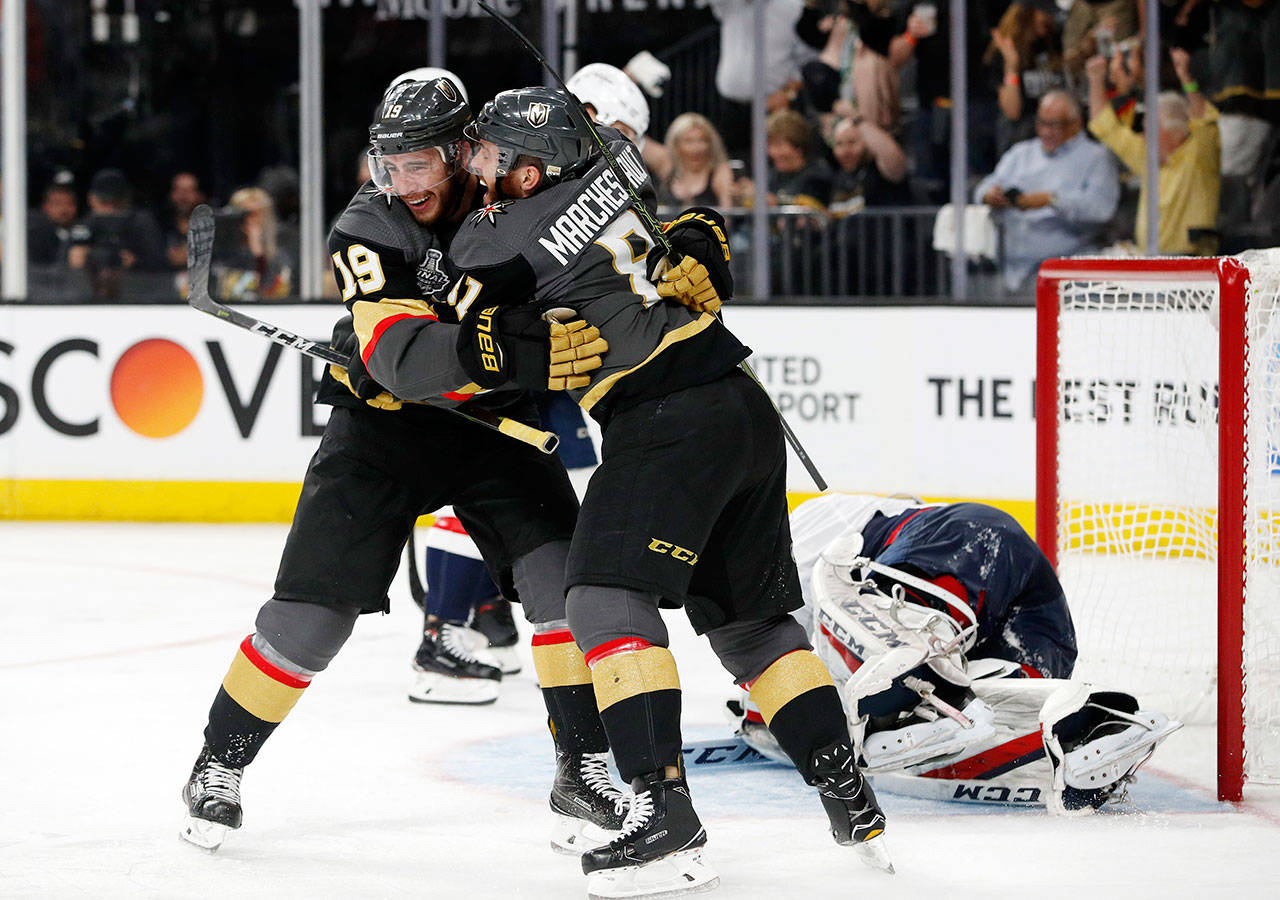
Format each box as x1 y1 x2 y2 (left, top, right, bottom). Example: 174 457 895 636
566 63 649 143
386 67 469 104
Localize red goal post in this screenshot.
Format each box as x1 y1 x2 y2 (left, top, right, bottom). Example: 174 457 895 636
1034 255 1270 803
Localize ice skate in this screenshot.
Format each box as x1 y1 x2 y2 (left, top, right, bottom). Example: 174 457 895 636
471 598 522 675
582 770 719 899
408 622 502 704
549 750 629 854
179 745 243 851
810 741 894 874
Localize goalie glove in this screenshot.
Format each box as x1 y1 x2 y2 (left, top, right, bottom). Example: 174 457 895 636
650 207 733 314
329 316 403 411
457 305 608 392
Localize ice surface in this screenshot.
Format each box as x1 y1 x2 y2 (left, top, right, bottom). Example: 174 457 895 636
3 522 1279 898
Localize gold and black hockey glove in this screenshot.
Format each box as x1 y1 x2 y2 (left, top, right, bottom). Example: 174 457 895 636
650 206 733 314
457 305 608 392
329 315 403 411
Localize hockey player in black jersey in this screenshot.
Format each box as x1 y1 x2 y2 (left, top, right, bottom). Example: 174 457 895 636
180 77 628 857
355 85 891 896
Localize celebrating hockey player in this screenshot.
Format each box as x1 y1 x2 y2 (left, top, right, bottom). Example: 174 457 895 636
179 75 629 857
729 492 1181 816
348 84 892 896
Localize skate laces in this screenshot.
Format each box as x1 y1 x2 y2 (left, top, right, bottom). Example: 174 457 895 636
580 753 627 814
439 623 484 663
197 759 243 806
611 788 655 844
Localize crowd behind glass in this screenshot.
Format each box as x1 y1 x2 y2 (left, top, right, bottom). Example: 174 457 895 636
3 0 1278 304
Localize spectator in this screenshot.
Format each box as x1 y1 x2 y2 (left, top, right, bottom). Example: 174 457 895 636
28 175 81 266
841 1 906 135
653 113 736 210
975 90 1120 292
1086 48 1220 254
987 0 1067 153
215 187 294 300
1199 0 1280 182
892 1 1005 194
163 172 207 271
1063 1 1139 86
759 108 834 208
69 168 168 301
710 0 821 152
828 114 911 214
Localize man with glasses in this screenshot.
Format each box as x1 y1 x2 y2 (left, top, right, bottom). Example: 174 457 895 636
974 90 1119 293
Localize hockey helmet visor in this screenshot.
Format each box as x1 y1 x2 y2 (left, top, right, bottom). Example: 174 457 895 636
368 78 472 196
463 86 595 185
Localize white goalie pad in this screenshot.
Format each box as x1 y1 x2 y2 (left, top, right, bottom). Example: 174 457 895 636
860 695 997 772
810 552 975 695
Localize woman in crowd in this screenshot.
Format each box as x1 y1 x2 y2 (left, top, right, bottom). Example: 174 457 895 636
653 112 736 210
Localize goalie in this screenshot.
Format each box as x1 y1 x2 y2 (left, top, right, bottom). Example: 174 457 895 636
731 492 1181 815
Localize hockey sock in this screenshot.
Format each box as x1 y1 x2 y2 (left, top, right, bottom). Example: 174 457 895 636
424 546 493 623
584 638 683 782
748 649 849 783
204 635 313 767
531 625 609 753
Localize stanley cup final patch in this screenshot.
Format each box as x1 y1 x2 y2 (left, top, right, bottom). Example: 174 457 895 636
416 248 451 295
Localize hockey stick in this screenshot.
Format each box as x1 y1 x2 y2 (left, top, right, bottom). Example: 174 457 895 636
185 204 559 454
476 3 827 491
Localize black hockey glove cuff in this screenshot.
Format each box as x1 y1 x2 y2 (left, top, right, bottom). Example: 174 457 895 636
328 315 402 410
650 207 734 311
456 306 608 392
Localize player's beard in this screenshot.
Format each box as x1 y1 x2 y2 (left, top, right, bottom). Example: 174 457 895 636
405 170 472 225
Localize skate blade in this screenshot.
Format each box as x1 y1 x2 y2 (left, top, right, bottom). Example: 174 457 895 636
179 815 230 852
586 848 720 899
852 834 895 874
407 671 500 705
550 814 619 855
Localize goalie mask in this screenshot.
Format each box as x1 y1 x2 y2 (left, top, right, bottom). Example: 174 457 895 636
368 77 473 198
566 63 649 148
464 86 595 188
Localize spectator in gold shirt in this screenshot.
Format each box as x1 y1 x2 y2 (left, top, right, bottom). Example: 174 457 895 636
1085 47 1220 255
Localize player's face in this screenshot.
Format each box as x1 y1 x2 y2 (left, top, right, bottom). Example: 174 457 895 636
379 148 454 224
466 139 502 201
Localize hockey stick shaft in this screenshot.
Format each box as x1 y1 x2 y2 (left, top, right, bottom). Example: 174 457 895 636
185 205 559 454
476 3 827 490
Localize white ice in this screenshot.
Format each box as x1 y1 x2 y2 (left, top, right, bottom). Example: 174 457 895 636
3 521 1280 899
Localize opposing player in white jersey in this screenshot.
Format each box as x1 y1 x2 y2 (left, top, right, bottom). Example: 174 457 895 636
730 492 1181 815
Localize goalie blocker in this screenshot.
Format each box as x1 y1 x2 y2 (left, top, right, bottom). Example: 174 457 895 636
733 493 1182 814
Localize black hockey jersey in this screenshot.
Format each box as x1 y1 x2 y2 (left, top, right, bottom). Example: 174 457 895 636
442 139 749 421
317 182 523 415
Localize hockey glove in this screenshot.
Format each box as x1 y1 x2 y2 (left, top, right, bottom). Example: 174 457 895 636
651 207 733 313
329 316 403 411
456 305 608 392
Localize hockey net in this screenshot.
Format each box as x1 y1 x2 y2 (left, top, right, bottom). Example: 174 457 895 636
1036 251 1280 802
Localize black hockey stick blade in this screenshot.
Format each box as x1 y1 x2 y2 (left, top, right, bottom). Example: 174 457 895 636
184 205 559 454
406 528 427 612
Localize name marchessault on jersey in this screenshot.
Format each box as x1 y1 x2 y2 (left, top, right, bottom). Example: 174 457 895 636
537 145 648 267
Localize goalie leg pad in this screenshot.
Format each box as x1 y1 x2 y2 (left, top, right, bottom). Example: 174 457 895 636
861 695 997 772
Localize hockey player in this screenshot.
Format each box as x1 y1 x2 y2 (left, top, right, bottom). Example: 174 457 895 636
351 85 891 896
179 77 628 857
730 492 1181 816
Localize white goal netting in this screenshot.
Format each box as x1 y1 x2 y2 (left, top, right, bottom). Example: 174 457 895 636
1050 250 1280 783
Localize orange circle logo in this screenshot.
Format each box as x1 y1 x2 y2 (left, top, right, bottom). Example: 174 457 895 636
111 339 204 438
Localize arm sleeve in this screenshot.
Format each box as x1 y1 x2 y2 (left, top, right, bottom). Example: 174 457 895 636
973 147 1019 203
357 251 540 403
328 227 476 403
1052 146 1120 225
1088 105 1145 174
